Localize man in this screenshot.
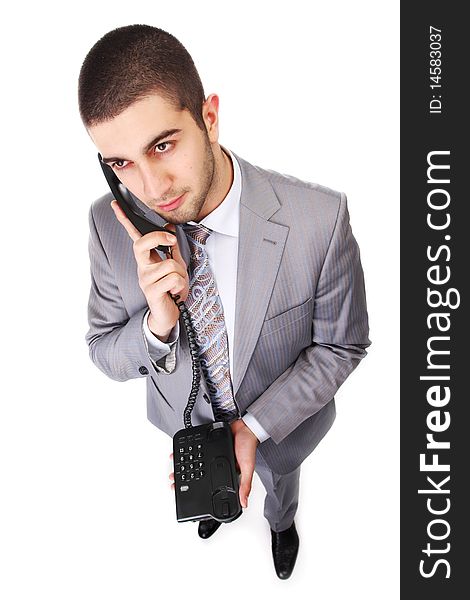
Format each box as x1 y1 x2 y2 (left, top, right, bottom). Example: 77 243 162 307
79 24 370 580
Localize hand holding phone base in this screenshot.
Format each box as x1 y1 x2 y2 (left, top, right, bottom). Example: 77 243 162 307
173 422 242 523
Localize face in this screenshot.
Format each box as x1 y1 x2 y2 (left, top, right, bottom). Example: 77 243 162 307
88 93 222 224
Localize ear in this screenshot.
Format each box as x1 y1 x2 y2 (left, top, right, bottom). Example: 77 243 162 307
202 94 220 143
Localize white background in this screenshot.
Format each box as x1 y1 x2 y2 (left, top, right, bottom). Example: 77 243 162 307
0 1 399 598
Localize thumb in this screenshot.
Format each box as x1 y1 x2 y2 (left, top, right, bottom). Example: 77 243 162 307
164 224 189 301
164 224 186 267
238 466 254 509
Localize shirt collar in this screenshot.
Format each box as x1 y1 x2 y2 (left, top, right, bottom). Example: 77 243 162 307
188 146 241 238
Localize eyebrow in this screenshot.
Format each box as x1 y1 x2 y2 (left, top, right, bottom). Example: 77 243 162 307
101 128 182 164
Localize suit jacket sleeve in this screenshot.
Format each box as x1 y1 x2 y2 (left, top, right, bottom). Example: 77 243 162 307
85 203 177 381
246 193 371 444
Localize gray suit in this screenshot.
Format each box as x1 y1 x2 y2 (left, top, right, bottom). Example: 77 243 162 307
86 152 370 515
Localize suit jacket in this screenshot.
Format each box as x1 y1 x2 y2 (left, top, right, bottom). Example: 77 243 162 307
86 151 371 474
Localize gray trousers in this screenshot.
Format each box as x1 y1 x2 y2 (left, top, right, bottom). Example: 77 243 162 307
254 450 300 533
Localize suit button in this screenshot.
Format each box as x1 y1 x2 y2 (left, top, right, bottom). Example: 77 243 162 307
139 366 149 375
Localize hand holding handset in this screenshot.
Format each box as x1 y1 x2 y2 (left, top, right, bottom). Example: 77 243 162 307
98 154 242 524
99 153 188 340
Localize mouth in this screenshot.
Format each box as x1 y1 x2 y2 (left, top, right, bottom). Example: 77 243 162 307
156 193 186 212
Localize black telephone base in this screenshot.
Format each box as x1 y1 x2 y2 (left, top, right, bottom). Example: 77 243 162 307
172 422 242 523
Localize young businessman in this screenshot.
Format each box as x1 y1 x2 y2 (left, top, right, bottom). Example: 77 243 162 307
79 24 370 579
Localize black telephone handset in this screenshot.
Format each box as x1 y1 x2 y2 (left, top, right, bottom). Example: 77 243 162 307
98 154 242 524
98 153 171 254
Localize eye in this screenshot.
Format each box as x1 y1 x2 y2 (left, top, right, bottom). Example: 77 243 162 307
111 159 130 170
154 141 174 154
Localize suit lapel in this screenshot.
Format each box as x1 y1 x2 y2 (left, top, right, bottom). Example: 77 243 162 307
231 154 289 395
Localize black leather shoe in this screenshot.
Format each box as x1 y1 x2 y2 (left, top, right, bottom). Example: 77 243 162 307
271 522 299 579
198 518 222 539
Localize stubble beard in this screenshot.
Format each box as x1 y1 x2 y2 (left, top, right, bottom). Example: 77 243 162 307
156 135 216 225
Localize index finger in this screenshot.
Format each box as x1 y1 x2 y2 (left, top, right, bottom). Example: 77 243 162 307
111 199 142 243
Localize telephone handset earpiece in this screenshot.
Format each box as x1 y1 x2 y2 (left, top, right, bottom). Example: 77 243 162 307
98 153 172 254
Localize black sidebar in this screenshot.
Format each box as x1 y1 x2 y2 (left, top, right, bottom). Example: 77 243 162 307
401 3 468 598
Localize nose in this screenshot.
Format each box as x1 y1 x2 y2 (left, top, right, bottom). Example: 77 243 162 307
139 161 172 201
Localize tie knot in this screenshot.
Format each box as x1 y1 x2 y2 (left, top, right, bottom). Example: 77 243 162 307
182 223 212 246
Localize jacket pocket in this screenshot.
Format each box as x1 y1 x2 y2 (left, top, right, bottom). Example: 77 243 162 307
150 376 175 412
260 296 314 338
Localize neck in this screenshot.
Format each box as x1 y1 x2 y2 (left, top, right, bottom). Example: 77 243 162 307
196 144 233 221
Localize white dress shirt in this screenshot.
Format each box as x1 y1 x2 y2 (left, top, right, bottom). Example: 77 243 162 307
142 147 269 443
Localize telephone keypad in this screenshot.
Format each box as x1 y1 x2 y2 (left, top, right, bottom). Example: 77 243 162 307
175 442 206 482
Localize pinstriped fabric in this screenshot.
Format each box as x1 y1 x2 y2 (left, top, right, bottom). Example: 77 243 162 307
238 191 370 451
183 223 239 422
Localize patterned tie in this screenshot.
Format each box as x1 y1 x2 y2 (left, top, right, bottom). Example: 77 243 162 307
182 223 239 422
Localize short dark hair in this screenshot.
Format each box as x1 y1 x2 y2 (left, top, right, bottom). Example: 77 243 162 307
78 24 206 130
